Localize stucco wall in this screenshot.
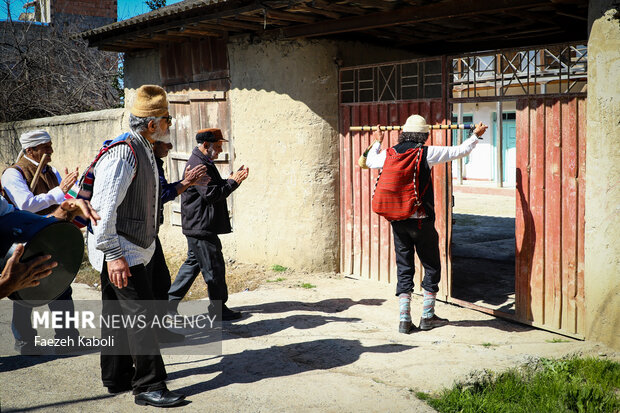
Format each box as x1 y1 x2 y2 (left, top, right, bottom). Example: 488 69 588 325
0 108 127 171
585 0 620 349
224 37 340 271
122 38 416 271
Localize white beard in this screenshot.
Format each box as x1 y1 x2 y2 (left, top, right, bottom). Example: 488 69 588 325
151 123 170 143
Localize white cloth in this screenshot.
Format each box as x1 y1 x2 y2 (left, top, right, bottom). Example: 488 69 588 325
366 134 480 219
0 195 15 217
86 131 157 272
19 130 51 150
365 134 480 169
0 156 65 214
18 130 52 160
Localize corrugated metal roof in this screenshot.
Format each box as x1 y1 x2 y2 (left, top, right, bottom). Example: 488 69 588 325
81 0 226 37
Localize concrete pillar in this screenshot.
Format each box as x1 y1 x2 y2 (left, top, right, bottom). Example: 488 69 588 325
585 0 620 349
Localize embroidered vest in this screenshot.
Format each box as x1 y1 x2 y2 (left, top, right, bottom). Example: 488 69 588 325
372 146 431 221
3 157 60 215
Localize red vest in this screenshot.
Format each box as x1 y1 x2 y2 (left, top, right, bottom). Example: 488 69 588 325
372 147 429 221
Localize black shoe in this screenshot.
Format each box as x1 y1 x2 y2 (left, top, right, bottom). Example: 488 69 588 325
399 320 414 334
134 390 185 407
419 315 449 331
157 329 185 343
222 305 242 321
14 340 43 356
107 383 132 394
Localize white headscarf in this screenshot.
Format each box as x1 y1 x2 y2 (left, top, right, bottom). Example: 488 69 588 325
17 130 51 160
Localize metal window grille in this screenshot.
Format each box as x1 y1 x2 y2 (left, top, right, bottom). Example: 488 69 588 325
339 58 443 104
450 43 587 100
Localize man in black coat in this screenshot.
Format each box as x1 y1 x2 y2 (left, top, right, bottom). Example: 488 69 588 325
168 128 248 320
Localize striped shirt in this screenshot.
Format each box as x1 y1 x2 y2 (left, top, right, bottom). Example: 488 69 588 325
87 130 158 272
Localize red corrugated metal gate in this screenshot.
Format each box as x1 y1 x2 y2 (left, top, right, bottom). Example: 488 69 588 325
340 100 451 298
339 57 451 299
339 49 587 338
514 97 587 337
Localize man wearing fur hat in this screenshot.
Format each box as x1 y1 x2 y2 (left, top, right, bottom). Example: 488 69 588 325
87 84 185 407
366 115 487 334
1 129 81 355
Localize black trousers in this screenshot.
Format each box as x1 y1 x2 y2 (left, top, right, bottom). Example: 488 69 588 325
146 237 171 319
100 262 167 395
168 234 228 310
391 217 441 296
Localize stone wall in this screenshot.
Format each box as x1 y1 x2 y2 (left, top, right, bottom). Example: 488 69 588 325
0 108 127 171
585 0 620 349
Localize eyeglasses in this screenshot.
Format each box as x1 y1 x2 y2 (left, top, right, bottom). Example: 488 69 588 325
161 115 173 125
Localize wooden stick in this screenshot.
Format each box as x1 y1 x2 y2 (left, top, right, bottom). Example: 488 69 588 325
350 124 475 131
30 153 49 191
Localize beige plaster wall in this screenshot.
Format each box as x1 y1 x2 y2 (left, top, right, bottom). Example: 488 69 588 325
155 38 417 271
0 108 127 171
585 0 620 349
224 37 341 271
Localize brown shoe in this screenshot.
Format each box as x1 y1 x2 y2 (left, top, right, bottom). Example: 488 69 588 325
419 315 449 331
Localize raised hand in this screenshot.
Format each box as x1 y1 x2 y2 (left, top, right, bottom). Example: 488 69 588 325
53 199 101 226
230 166 249 184
182 164 208 186
59 167 79 193
372 124 385 143
473 122 488 138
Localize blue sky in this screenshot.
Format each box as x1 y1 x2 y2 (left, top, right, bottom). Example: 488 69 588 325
1 0 183 22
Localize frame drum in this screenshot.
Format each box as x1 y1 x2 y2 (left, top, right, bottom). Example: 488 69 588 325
0 210 84 307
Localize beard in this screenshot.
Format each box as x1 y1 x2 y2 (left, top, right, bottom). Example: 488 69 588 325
151 122 171 143
207 146 219 159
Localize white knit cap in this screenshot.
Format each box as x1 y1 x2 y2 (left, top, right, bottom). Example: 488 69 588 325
402 115 429 133
20 130 51 150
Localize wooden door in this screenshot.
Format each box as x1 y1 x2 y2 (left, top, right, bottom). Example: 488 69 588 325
515 96 586 336
167 91 232 226
159 38 233 226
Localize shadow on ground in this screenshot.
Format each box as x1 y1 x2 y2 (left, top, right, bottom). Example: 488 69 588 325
234 298 386 314
169 338 414 396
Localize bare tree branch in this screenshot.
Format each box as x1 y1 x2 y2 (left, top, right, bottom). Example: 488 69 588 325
0 3 121 123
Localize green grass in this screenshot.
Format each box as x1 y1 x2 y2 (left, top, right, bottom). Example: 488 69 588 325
416 357 620 413
299 283 316 289
546 337 571 343
271 264 288 272
481 342 495 348
266 277 287 283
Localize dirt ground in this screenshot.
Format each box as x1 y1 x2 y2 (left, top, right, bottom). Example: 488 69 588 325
1 269 617 413
2 190 616 412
